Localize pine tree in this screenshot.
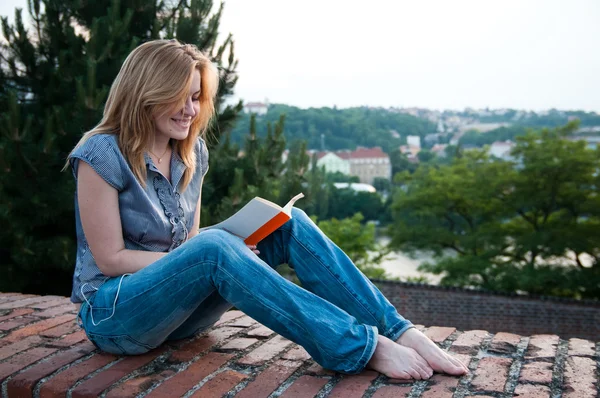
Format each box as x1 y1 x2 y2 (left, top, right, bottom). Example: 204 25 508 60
0 0 241 294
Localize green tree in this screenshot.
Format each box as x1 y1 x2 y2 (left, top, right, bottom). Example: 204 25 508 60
314 213 390 279
389 122 600 299
0 0 241 295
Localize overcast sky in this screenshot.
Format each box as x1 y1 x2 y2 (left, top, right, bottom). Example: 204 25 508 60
2 0 599 112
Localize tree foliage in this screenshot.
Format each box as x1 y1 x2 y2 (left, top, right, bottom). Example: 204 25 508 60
389 122 600 299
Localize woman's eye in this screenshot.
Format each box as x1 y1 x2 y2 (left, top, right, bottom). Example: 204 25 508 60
192 97 200 102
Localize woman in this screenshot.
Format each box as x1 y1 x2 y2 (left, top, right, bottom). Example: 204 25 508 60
67 39 467 380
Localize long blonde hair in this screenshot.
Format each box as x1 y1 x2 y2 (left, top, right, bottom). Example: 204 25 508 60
66 39 219 190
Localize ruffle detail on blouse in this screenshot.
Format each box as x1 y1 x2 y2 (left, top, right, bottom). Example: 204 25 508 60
153 175 188 251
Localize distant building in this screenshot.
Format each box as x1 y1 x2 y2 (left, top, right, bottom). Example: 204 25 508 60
431 144 448 158
348 147 392 184
333 182 377 193
315 151 351 175
243 101 268 115
489 141 515 161
407 135 421 148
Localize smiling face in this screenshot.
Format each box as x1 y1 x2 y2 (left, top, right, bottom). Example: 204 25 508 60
153 69 201 143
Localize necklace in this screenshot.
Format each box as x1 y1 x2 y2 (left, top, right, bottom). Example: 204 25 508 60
148 146 170 164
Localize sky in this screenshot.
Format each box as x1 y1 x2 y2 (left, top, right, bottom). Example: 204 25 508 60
2 0 599 112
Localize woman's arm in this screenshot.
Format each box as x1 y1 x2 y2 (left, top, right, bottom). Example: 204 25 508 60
77 161 166 276
186 176 203 240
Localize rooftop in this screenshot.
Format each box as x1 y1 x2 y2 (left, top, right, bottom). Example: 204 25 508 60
0 292 598 397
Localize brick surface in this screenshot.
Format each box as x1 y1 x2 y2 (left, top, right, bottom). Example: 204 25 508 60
424 326 456 343
169 326 239 363
371 385 413 398
0 347 58 382
227 315 257 328
147 352 232 397
35 303 78 318
525 334 559 360
0 308 35 322
0 316 37 331
71 347 166 398
0 335 46 361
305 362 336 376
220 337 258 350
563 355 597 398
40 320 78 338
29 298 71 310
238 335 293 366
213 310 244 326
48 330 88 347
237 360 303 398
105 370 176 398
514 384 551 398
488 332 520 354
190 369 248 397
39 353 119 398
3 314 75 344
568 337 595 357
450 330 487 354
329 370 378 398
281 345 311 361
470 357 512 393
280 375 329 398
6 342 95 397
246 325 275 338
421 374 461 398
519 360 553 384
0 296 60 310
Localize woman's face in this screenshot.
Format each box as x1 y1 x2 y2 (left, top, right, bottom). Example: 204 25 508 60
154 69 201 142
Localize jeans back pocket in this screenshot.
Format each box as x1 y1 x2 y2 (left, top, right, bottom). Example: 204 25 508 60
87 333 154 355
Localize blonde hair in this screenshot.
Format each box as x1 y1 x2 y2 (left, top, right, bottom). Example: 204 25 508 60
66 39 219 190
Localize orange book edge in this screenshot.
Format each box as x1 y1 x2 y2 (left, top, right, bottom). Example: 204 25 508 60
244 212 291 245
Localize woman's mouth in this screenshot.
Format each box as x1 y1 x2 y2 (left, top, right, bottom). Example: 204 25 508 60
171 118 191 129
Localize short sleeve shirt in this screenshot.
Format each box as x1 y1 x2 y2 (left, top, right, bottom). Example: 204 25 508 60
68 133 209 303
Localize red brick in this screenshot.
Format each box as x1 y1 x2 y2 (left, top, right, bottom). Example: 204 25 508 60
450 352 472 368
39 353 118 398
0 296 60 310
238 335 293 366
489 332 520 354
282 345 311 361
371 385 413 398
0 308 35 322
105 370 177 398
525 335 559 361
49 330 88 348
30 298 71 309
470 357 512 393
6 342 95 397
40 320 78 338
35 303 78 318
563 356 596 398
190 369 248 397
280 375 329 398
329 370 378 398
421 374 461 398
3 314 75 344
514 384 551 398
519 361 553 384
237 360 302 398
568 338 595 357
0 347 57 382
450 330 487 354
227 315 257 328
72 347 166 398
220 337 258 350
0 292 23 299
169 327 239 363
147 352 232 398
0 334 67 362
0 316 37 331
246 325 275 338
424 327 456 343
306 362 335 376
214 310 244 326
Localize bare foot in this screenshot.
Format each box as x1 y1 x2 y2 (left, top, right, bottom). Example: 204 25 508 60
397 328 468 376
367 335 433 380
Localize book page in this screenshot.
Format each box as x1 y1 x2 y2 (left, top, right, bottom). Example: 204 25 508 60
216 198 282 239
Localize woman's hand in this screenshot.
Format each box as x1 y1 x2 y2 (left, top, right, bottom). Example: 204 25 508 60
247 244 260 255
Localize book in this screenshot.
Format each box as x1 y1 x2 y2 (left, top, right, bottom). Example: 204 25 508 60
200 193 305 245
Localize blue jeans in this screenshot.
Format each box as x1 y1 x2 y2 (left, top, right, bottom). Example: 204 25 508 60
78 208 413 374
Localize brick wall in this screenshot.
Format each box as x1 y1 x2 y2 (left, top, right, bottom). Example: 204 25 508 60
375 280 600 341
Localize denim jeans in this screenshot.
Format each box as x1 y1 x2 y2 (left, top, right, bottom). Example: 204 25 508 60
78 208 413 374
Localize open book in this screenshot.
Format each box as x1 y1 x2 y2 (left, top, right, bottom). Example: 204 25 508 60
200 193 305 245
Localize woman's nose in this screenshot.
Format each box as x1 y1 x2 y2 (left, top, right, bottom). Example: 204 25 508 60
184 97 197 116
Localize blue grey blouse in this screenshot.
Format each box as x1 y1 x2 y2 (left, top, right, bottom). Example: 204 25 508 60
68 133 208 303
